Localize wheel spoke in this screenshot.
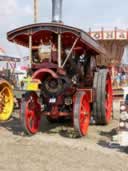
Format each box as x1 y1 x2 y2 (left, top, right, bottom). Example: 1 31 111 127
0 87 8 96
4 96 10 103
80 114 85 123
81 100 89 115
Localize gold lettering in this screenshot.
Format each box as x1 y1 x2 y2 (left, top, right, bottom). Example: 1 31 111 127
93 32 101 39
105 32 114 39
118 32 126 39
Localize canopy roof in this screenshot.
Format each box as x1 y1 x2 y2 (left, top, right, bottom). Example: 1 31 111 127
7 23 106 56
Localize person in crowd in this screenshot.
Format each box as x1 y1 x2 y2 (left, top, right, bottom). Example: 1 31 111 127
20 80 24 90
121 71 126 86
115 72 121 88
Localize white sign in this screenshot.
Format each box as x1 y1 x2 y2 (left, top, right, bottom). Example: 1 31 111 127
90 29 128 40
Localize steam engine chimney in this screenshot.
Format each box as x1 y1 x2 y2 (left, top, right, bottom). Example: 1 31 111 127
52 0 63 23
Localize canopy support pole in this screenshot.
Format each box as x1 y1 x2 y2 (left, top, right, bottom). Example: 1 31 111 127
29 34 32 68
58 33 61 67
62 37 79 68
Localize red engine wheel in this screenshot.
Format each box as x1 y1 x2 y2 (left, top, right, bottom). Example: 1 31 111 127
20 91 41 135
93 69 112 124
104 71 113 123
73 91 90 137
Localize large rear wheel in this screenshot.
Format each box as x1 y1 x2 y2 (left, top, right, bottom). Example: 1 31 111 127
73 91 90 137
93 69 112 124
20 91 41 135
0 80 14 121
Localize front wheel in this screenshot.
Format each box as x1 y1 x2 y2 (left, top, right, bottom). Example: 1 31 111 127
73 91 90 137
20 91 41 135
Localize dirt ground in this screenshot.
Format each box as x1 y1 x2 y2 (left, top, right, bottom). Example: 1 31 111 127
0 99 128 171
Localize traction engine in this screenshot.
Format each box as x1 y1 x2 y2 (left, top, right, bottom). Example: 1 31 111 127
7 0 113 137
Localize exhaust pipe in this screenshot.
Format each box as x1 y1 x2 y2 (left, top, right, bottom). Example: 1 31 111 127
52 0 63 23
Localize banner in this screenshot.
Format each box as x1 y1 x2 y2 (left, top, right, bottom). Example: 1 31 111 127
9 62 16 70
90 29 128 40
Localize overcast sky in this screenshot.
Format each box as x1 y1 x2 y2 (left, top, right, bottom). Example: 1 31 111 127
1 0 128 56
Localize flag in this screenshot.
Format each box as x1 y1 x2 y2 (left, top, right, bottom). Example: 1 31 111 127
23 56 29 61
9 62 16 69
0 47 5 55
20 66 29 70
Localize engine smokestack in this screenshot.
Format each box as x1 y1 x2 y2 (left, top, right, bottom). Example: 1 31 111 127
52 0 63 23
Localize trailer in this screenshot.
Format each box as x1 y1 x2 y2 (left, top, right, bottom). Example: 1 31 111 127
7 0 113 137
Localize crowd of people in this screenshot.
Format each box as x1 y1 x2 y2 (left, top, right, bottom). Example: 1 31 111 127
112 71 128 88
